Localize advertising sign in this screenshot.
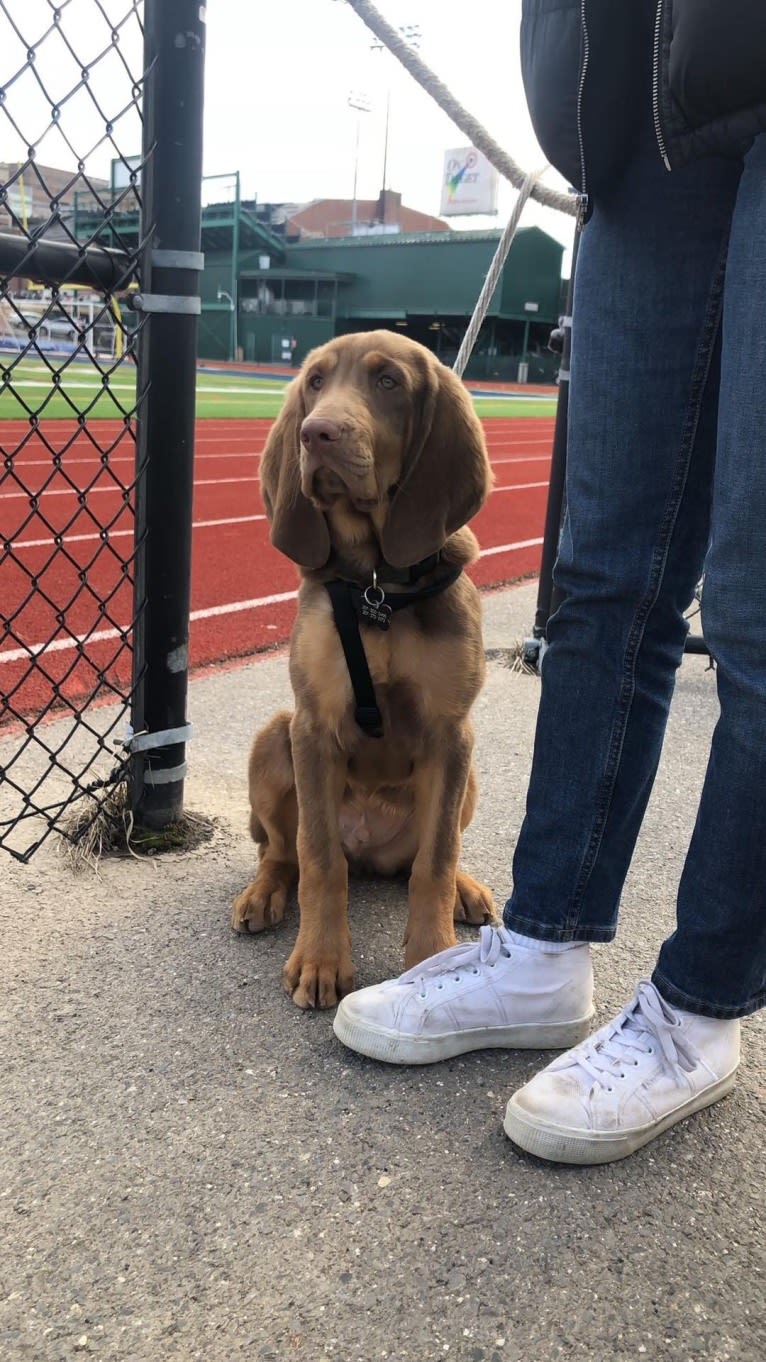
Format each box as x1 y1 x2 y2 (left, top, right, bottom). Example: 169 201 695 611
439 147 498 216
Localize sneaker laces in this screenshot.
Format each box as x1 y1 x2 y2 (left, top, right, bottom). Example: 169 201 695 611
398 924 513 996
575 980 697 1091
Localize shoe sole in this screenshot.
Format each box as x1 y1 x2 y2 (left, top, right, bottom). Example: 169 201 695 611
503 1068 739 1165
332 1010 595 1065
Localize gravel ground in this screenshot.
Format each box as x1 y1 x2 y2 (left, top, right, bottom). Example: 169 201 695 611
2 582 764 1362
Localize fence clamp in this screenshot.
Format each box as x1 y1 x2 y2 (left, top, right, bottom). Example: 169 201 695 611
151 249 205 271
124 723 194 754
130 292 201 315
142 763 188 786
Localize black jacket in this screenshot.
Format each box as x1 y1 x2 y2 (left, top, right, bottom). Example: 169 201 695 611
520 0 766 206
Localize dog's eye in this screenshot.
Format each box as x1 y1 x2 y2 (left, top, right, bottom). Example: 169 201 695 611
377 374 397 390
308 374 323 390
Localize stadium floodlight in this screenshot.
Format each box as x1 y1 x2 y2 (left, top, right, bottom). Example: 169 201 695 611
348 92 372 233
370 23 422 196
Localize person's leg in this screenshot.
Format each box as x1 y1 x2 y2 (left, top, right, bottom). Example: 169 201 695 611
504 139 765 1164
652 132 766 1020
333 139 742 1067
505 142 740 943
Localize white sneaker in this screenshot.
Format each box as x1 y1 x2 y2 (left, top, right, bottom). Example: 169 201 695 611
332 925 594 1064
503 979 740 1164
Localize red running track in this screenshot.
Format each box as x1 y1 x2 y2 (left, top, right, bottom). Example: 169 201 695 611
1 416 554 719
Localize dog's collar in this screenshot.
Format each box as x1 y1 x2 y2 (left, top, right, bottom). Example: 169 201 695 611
328 550 443 591
325 564 462 739
373 551 442 587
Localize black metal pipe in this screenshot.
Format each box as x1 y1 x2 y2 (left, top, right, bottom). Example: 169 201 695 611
0 230 134 292
533 226 580 639
530 224 709 659
129 0 206 829
683 635 709 655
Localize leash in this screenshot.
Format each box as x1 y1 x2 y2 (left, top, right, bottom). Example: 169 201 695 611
325 564 463 738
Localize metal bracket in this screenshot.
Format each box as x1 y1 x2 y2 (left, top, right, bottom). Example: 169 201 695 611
131 293 201 315
520 636 549 672
125 723 194 754
143 762 187 786
151 249 205 271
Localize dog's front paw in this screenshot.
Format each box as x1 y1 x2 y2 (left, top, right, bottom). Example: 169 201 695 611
282 934 355 1009
232 862 294 934
454 871 497 926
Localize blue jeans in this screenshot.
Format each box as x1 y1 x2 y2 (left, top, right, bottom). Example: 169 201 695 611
504 130 766 1019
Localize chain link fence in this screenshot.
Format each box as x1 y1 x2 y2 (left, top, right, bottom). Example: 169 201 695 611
1 0 205 861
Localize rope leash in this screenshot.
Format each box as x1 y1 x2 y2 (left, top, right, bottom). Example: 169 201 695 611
343 1 570 374
452 165 546 378
344 0 576 218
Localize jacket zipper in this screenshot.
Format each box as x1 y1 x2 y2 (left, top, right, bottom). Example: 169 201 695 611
652 0 672 169
575 0 590 223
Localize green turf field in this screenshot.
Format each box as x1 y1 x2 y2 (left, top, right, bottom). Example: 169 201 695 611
0 358 558 422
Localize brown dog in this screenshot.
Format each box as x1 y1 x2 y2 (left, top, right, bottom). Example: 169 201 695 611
232 330 496 1008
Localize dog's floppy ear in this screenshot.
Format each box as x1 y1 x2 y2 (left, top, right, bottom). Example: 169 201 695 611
260 375 330 569
381 356 493 568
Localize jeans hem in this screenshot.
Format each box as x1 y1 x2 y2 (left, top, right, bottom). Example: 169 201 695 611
502 906 616 944
652 968 766 1020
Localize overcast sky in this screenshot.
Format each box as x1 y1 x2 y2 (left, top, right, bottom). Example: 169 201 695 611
2 0 574 262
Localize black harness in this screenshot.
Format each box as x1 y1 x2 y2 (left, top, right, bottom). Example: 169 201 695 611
324 555 462 739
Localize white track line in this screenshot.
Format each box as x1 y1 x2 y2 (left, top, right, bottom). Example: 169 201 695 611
6 482 547 543
0 537 543 664
480 537 543 556
5 381 287 396
2 447 550 475
492 455 551 466
6 447 267 470
0 475 263 500
493 481 549 492
4 457 246 476
9 514 269 550
1 448 266 468
4 482 542 539
1 473 550 506
0 589 299 664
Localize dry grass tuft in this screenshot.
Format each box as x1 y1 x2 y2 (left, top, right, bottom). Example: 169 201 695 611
57 782 215 871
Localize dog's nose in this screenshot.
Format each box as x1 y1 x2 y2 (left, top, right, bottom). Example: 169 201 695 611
300 417 343 450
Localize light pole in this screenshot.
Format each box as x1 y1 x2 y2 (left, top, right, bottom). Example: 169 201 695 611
348 91 371 234
217 287 235 362
370 23 421 201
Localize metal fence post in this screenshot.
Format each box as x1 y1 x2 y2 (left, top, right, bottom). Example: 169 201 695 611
532 226 580 644
129 0 207 829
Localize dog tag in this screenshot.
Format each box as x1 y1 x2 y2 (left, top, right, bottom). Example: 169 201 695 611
360 598 392 630
361 579 392 631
